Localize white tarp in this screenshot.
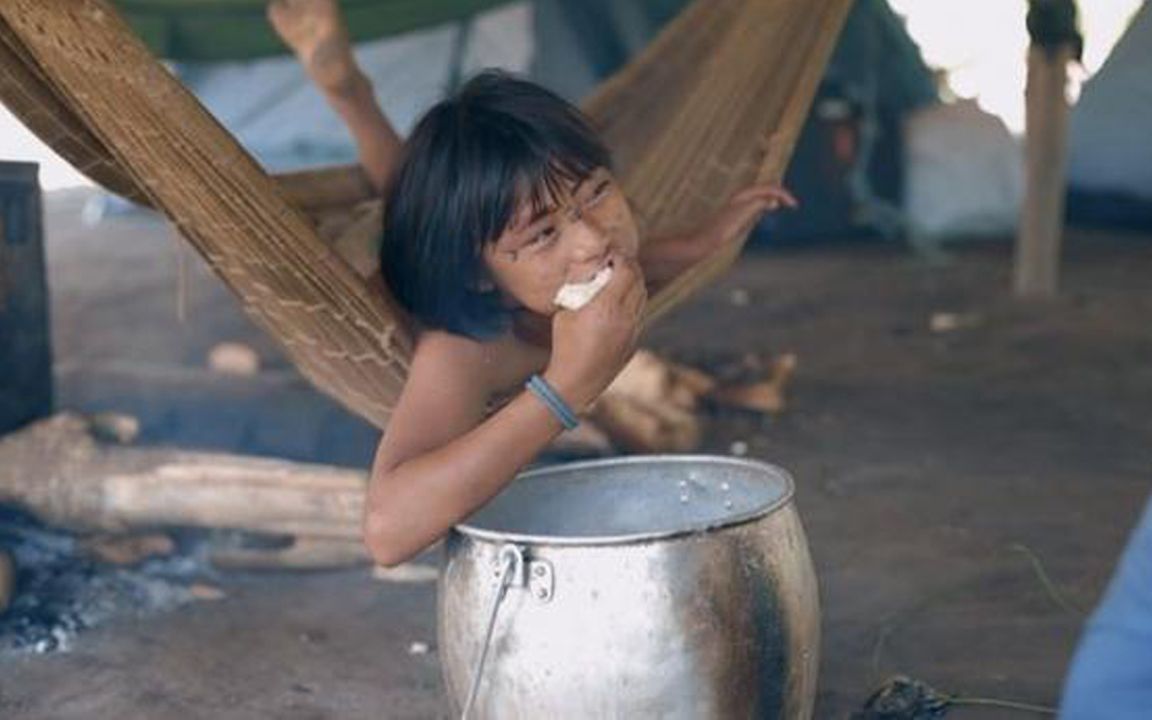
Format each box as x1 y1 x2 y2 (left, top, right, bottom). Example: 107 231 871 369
1068 1 1152 200
903 99 1024 241
179 3 533 172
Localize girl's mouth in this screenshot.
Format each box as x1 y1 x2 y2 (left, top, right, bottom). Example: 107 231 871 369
554 263 614 310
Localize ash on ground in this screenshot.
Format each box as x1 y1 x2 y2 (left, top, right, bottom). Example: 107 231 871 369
0 507 213 655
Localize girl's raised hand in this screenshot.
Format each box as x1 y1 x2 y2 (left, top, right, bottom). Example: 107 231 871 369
704 183 798 252
544 255 646 411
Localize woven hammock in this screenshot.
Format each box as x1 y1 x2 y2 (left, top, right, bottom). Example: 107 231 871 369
0 0 850 430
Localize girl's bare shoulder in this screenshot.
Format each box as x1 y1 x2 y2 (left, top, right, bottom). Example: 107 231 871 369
413 328 547 395
377 329 548 470
377 330 502 472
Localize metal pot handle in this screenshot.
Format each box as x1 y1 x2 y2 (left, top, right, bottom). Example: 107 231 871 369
460 544 553 720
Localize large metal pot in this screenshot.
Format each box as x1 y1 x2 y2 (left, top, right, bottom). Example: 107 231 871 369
438 455 820 719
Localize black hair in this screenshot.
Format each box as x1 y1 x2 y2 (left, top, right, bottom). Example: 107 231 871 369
380 70 612 338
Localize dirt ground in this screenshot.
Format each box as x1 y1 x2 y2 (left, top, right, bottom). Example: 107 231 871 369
2 188 1151 718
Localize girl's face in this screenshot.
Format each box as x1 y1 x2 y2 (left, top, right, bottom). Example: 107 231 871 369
483 167 639 318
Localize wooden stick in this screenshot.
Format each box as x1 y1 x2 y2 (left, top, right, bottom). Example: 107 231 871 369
0 549 13 614
1014 44 1074 299
209 536 369 570
273 164 375 212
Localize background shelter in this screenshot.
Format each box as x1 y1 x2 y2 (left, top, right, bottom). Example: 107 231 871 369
1067 0 1152 228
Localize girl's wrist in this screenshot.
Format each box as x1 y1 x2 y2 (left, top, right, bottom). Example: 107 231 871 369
541 369 594 414
525 374 581 430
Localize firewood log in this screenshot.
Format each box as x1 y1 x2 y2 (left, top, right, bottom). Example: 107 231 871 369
0 414 365 538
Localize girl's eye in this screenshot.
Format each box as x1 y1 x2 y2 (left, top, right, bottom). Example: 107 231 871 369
530 225 557 247
587 180 612 205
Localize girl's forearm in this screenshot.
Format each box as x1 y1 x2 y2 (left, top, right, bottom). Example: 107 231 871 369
639 231 711 290
363 390 565 566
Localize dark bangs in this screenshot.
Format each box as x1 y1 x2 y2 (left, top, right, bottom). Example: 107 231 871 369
381 70 611 339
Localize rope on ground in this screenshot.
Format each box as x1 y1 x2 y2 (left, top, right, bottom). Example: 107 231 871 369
950 694 1056 715
1010 542 1085 615
855 675 1056 718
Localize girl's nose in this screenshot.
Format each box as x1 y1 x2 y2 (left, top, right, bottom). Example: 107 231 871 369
568 216 609 262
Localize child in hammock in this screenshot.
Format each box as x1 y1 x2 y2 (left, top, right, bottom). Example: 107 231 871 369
270 0 796 566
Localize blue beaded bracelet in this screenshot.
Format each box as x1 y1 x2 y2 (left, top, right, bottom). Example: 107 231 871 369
525 374 580 430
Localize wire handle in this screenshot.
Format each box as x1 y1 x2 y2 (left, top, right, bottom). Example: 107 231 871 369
461 544 524 720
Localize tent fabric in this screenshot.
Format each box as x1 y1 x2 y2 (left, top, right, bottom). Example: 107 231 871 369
1068 2 1152 202
117 0 514 61
903 99 1023 242
0 0 851 429
175 2 533 174
532 0 688 102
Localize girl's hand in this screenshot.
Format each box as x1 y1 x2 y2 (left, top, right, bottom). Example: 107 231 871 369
545 256 647 411
703 183 798 253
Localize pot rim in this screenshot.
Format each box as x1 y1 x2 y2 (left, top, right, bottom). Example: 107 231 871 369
453 454 796 548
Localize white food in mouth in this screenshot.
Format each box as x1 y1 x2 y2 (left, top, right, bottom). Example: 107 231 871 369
553 265 614 310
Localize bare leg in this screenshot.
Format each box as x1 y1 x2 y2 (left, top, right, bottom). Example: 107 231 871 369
268 0 401 193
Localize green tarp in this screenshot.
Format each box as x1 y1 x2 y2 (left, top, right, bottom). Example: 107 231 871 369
116 0 514 61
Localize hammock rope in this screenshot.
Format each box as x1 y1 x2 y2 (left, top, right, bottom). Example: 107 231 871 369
0 0 850 429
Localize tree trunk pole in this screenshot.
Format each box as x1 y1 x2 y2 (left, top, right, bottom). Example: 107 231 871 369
1014 44 1074 298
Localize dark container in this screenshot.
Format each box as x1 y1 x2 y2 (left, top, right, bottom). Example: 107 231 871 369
0 161 52 434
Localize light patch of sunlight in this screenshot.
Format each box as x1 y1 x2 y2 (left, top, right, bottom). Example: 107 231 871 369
887 0 1145 134
0 104 92 191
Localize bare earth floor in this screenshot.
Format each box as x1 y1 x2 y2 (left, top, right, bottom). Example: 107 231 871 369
2 189 1151 718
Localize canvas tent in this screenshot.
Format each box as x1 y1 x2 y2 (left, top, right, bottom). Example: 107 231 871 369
173 3 533 174
1067 0 1152 227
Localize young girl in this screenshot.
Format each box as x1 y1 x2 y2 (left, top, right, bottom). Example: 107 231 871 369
269 0 797 567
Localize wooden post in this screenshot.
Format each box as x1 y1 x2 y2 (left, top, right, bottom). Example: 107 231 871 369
1014 44 1075 298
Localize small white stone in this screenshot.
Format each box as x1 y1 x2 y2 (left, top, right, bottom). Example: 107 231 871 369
729 441 749 457
929 311 981 333
679 494 690 503
408 641 430 655
720 482 731 492
373 563 439 584
207 342 261 376
729 288 751 307
87 412 140 444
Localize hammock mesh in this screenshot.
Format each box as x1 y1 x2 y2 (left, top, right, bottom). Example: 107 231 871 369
0 0 850 429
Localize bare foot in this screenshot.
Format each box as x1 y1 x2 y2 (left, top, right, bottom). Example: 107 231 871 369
267 0 361 96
